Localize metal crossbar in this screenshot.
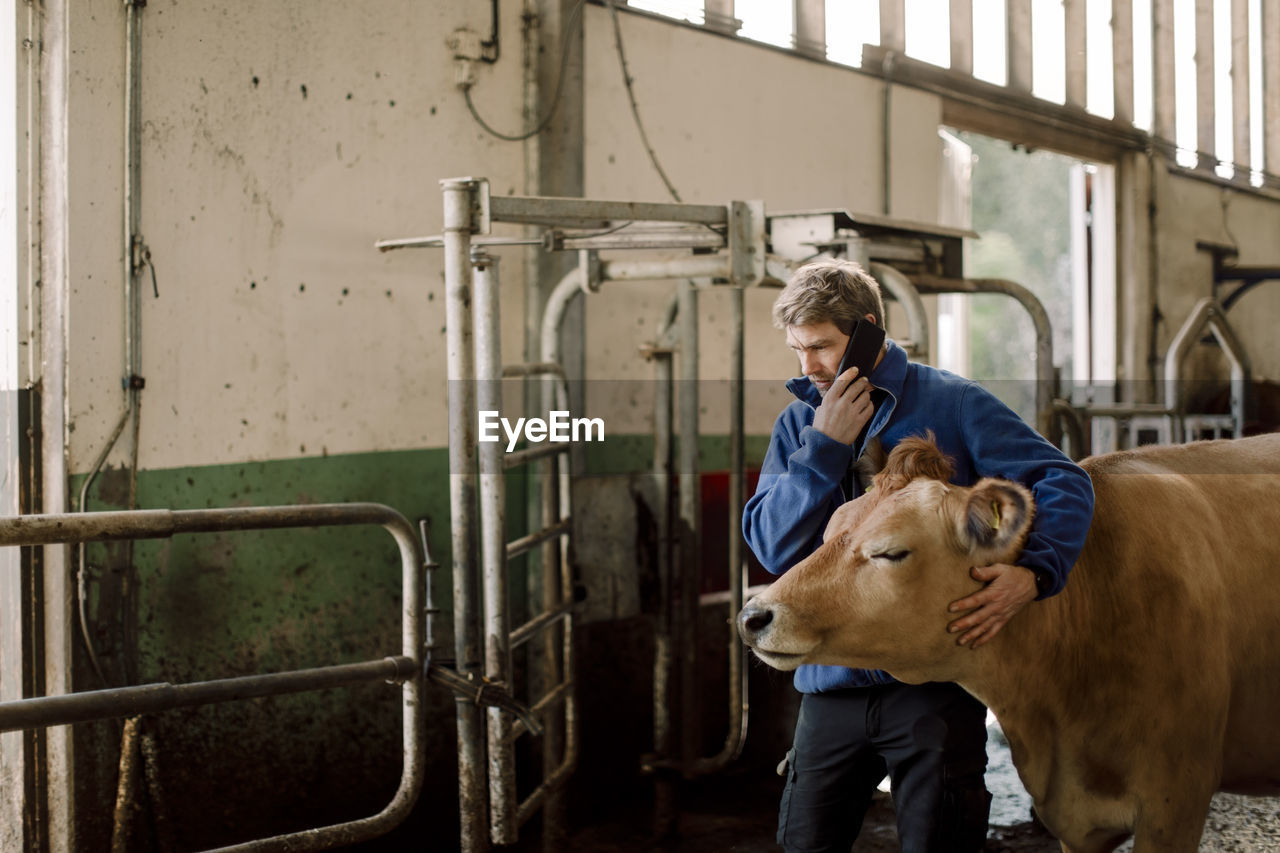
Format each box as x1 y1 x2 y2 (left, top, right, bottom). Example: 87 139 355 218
0 503 425 853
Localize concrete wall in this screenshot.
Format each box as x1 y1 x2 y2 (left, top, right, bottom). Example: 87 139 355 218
70 0 528 476
1152 170 1280 383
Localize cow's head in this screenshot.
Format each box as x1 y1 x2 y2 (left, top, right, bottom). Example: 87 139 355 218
737 435 1035 684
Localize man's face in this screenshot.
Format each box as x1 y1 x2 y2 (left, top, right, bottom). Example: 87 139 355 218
785 321 849 397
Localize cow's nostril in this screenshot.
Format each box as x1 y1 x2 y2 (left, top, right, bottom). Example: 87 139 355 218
742 605 774 635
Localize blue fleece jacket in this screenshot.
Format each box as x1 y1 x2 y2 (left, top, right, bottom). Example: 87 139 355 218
742 339 1095 693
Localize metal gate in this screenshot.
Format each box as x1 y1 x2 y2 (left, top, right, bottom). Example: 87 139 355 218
0 503 426 852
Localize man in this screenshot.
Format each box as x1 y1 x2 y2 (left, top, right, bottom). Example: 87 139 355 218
742 259 1094 853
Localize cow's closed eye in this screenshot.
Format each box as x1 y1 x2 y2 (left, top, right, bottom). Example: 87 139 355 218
872 549 911 563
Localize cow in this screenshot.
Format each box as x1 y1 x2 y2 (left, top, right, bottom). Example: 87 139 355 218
737 432 1280 852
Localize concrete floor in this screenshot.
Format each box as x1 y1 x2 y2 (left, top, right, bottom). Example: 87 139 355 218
508 719 1280 852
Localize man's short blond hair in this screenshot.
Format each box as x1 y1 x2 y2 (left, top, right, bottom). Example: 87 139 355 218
772 259 886 334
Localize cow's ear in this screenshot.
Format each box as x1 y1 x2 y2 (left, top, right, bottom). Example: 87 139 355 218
957 479 1034 555
873 431 955 494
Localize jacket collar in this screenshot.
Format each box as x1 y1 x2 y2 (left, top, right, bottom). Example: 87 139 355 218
785 338 909 409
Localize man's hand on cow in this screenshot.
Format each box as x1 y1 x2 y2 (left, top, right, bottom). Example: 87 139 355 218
946 563 1038 649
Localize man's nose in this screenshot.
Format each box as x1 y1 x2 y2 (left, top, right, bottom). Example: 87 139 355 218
799 352 822 376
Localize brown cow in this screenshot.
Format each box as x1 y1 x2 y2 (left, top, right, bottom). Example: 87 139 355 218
738 433 1280 852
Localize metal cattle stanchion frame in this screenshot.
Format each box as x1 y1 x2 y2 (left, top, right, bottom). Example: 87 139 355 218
0 503 425 853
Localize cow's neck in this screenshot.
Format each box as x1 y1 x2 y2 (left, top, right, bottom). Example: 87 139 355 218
959 591 1087 805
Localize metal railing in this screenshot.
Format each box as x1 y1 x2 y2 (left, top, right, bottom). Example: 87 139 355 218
0 503 425 853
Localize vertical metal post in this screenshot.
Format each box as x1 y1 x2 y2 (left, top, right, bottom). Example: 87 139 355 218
1113 0 1135 125
949 0 974 76
676 279 699 776
124 0 142 387
0 0 28 843
1064 0 1087 110
1229 0 1250 174
650 338 675 832
441 178 488 853
473 251 516 845
726 284 745 754
879 0 905 52
40 0 74 847
538 448 566 849
1263 0 1280 184
792 0 826 58
1152 0 1178 154
686 284 746 774
1007 0 1033 93
1194 0 1215 169
550 375 575 844
704 0 739 34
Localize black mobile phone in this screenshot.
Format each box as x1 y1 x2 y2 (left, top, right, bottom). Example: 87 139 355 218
837 318 887 380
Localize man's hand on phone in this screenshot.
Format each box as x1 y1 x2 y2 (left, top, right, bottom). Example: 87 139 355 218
813 370 875 445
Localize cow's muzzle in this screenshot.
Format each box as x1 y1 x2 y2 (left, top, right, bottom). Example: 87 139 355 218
736 601 812 670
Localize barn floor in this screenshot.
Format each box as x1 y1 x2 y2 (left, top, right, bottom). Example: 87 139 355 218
527 766 1060 853
512 719 1280 852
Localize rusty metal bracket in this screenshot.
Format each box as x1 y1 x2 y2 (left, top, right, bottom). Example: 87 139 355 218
426 663 544 738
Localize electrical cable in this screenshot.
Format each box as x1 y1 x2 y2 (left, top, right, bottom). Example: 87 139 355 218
603 0 684 203
463 0 586 142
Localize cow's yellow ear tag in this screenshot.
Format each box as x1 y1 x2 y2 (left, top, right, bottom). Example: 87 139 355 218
990 500 1002 532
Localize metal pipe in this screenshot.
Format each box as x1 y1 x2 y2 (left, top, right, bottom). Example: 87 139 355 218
648 337 676 834
506 516 572 559
39 0 75 842
377 235 542 252
0 502 426 853
528 260 580 845
0 658 416 733
699 582 771 607
441 177 488 853
911 274 1056 438
139 729 174 851
676 278 700 778
540 264 588 369
764 254 799 286
508 602 572 649
501 362 566 379
473 251 518 845
420 519 440 662
687 283 747 776
0 503 431 545
598 254 729 282
489 194 728 228
1050 399 1088 461
1162 297 1250 439
869 262 931 362
110 717 142 853
124 0 142 387
502 443 565 470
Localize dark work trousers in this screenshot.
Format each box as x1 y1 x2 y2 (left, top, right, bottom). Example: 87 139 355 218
777 681 992 853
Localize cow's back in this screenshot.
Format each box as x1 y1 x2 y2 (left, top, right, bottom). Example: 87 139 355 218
1080 433 1280 793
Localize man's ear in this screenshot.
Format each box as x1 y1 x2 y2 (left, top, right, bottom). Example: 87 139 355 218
955 479 1035 556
